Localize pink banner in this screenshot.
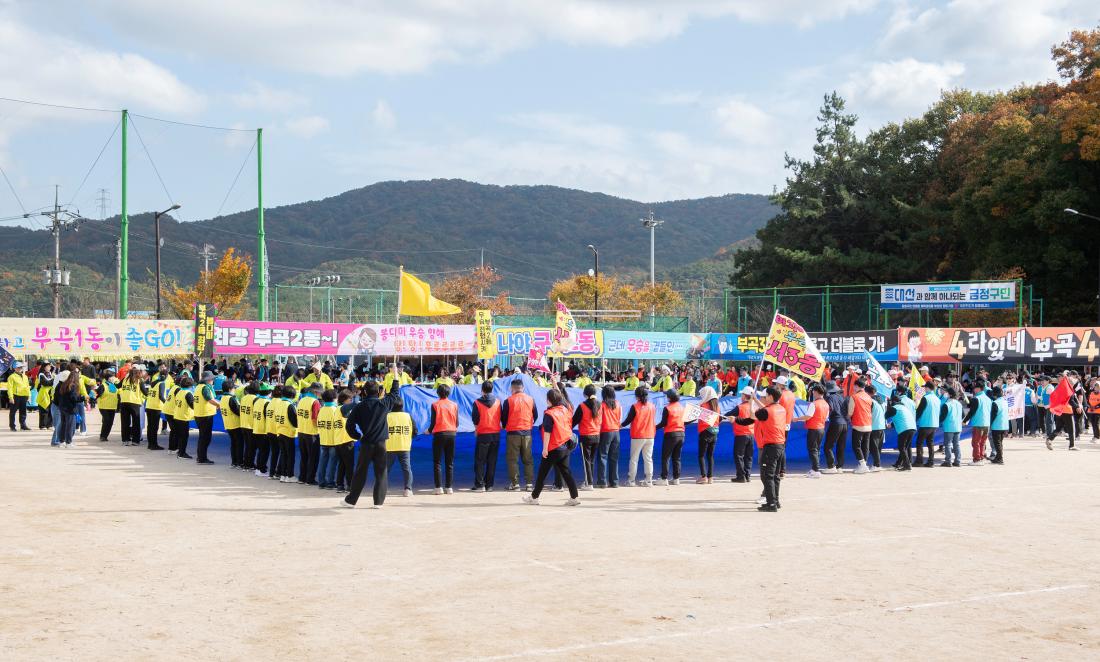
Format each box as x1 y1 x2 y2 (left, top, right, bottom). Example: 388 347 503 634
213 321 477 356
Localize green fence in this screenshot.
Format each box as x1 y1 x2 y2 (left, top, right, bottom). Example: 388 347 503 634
494 314 690 332
724 280 1043 332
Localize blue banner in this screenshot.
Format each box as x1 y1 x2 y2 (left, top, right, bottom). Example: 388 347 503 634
602 331 706 360
706 331 897 363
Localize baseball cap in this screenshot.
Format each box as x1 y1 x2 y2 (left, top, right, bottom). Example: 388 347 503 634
740 386 755 396
774 376 789 385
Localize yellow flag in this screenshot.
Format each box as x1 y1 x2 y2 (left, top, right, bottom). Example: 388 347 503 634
908 362 922 399
398 269 461 316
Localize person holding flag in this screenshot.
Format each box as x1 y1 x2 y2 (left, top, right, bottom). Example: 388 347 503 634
1046 372 1082 451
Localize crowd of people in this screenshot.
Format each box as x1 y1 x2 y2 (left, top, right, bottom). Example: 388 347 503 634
4 354 1098 513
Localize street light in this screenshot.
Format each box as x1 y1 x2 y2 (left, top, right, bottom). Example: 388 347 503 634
640 211 664 286
1065 208 1100 325
587 244 599 325
154 203 181 319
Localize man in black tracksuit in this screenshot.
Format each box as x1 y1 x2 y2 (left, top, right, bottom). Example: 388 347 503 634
823 381 849 472
342 373 402 508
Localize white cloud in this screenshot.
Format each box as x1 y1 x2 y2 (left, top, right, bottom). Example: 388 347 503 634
506 112 630 150
842 58 965 114
371 101 397 131
230 82 308 112
87 0 878 76
713 99 779 145
0 15 202 115
282 115 330 138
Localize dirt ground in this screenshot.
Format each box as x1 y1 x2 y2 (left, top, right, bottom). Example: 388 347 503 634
3 417 1100 661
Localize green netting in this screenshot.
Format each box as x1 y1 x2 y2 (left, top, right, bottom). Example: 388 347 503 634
493 314 689 332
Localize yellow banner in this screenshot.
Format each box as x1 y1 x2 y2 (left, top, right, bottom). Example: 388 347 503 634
763 312 826 382
475 309 495 359
0 318 195 359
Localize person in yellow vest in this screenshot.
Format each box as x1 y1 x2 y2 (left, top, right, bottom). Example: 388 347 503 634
788 372 808 401
316 389 352 490
75 371 96 437
162 380 179 452
272 385 299 483
170 377 195 459
624 372 640 392
461 365 483 385
296 384 322 484
36 364 54 430
219 379 244 469
251 383 274 478
302 363 334 392
434 371 456 390
574 371 593 390
653 365 674 393
6 361 31 431
679 374 697 397
285 368 306 396
383 364 414 392
386 398 417 497
194 371 221 465
238 383 257 471
95 369 119 441
117 364 148 446
145 363 173 450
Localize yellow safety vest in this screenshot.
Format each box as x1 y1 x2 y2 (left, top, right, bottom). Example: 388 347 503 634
194 384 218 418
118 379 143 405
146 375 173 411
272 398 296 438
386 411 414 452
173 388 195 422
317 404 353 446
162 385 178 417
296 396 318 435
302 372 333 391
98 380 120 410
383 372 413 392
264 398 277 435
38 384 53 408
251 397 269 435
6 372 30 398
434 376 455 389
285 376 301 395
239 394 255 427
79 375 95 398
233 384 247 399
219 394 241 430
679 380 697 397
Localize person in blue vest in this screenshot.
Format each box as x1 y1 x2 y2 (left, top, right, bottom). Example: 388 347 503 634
866 384 886 471
914 387 941 467
989 386 1009 465
963 381 992 465
894 389 917 467
938 386 964 467
887 390 917 471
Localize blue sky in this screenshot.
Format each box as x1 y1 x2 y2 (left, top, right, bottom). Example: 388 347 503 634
0 0 1094 227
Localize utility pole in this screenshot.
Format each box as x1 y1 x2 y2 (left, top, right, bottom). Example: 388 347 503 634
256 127 267 321
200 243 216 273
50 186 61 318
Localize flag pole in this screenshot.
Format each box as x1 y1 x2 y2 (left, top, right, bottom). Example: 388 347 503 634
750 310 777 398
395 265 403 369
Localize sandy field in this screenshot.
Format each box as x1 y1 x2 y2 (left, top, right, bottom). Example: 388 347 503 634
2 417 1100 661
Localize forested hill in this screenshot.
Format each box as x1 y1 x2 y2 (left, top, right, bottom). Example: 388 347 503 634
6 179 775 296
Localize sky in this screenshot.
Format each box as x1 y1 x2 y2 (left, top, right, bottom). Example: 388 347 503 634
0 0 1095 227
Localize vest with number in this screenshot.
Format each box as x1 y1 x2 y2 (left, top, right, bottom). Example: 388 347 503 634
162 385 178 417
239 394 255 427
629 401 656 439
118 379 142 405
296 396 319 435
577 401 602 436
917 392 941 428
192 384 216 418
991 396 1009 431
318 404 353 446
474 398 502 435
272 398 296 437
173 388 195 422
144 379 163 411
386 411 414 452
252 397 270 435
98 382 119 410
220 395 241 430
663 401 685 433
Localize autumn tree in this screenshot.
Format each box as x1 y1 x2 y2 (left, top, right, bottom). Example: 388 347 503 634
164 247 253 319
430 266 516 324
548 274 684 316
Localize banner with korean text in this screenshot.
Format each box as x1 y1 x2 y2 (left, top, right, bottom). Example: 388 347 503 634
762 312 827 381
881 282 1016 309
0 318 195 358
706 330 897 362
213 320 477 356
492 327 603 359
475 310 495 359
898 327 1100 364
603 331 707 360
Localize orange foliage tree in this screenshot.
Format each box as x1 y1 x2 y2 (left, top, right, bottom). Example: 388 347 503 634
430 266 516 324
548 274 683 315
164 248 253 319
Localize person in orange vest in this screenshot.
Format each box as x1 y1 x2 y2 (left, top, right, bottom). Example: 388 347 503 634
751 385 788 512
847 378 874 474
597 384 621 488
470 380 502 491
572 383 602 490
429 383 459 495
621 386 656 487
501 379 538 491
1087 379 1100 441
522 386 580 505
656 389 686 485
794 383 829 478
726 387 757 482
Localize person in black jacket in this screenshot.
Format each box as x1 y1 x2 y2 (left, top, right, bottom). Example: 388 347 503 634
822 381 849 473
342 370 402 509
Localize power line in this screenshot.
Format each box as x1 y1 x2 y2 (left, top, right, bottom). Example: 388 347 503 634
215 138 257 218
129 112 255 133
0 96 116 114
67 120 121 207
128 116 176 206
0 162 26 214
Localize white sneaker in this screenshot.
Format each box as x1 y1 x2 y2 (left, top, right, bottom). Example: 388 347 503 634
869 465 881 473
253 469 264 477
340 500 355 509
444 487 454 494
370 504 383 510
658 478 669 486
564 497 580 506
670 478 679 485
403 488 413 497
756 496 767 505
821 467 837 474
642 480 653 487
434 487 443 495
854 461 869 475
625 481 636 487
63 442 72 448
807 470 821 479
580 484 594 491
522 495 539 505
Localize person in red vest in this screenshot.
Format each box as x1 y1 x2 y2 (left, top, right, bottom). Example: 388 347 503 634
726 387 757 482
501 378 538 491
621 386 656 487
794 384 829 477
751 385 788 512
523 387 580 505
429 383 459 495
571 384 602 490
656 389 686 485
469 380 502 492
597 384 621 487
